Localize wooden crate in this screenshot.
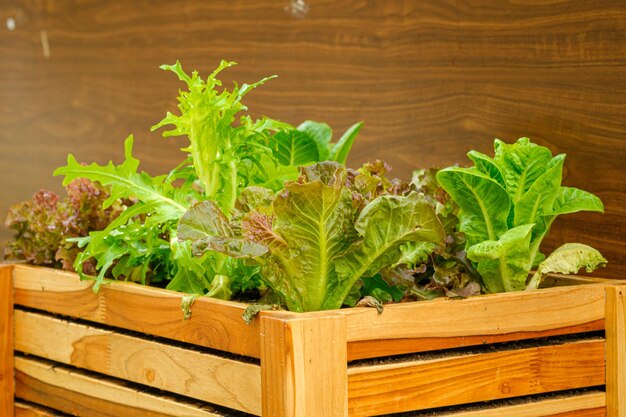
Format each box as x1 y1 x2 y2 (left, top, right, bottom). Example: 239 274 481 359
0 264 624 417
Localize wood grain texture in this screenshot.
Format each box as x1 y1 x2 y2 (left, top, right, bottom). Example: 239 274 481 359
342 284 606 360
0 0 624 278
430 392 606 417
549 410 606 417
14 309 262 414
0 264 14 417
347 320 605 361
260 314 347 417
14 356 227 417
15 401 71 417
347 339 606 416
606 285 626 417
11 264 263 358
541 274 626 286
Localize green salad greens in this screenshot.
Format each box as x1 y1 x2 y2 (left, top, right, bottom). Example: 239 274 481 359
3 61 608 314
51 60 365 299
437 138 607 292
178 162 444 311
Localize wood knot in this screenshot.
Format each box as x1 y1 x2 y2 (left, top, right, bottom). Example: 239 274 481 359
500 381 511 394
145 368 156 383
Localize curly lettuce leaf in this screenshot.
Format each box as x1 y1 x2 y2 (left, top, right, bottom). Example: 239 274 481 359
54 136 197 290
180 162 444 311
4 180 124 273
151 60 287 213
268 163 355 311
327 192 445 309
54 135 187 221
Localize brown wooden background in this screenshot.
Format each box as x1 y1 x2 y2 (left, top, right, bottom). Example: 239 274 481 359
1 0 624 278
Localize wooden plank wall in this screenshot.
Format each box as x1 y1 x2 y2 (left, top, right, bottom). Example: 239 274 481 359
0 1 624 278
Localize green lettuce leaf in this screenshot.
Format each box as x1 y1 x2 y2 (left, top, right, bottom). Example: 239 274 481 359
297 121 333 161
330 122 363 164
167 239 214 294
151 60 287 213
514 154 564 226
436 167 509 247
467 224 535 292
269 163 354 311
269 120 364 168
54 136 187 221
179 162 444 311
54 136 196 290
438 137 605 293
269 129 320 166
206 275 233 300
526 243 608 290
467 150 504 186
493 137 554 205
549 186 604 216
329 192 444 308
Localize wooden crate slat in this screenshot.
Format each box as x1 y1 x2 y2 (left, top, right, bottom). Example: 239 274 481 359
541 274 624 286
14 309 262 415
419 392 606 417
8 265 624 415
12 264 262 358
548 409 606 417
606 285 626 417
14 356 230 417
15 400 71 417
347 320 604 361
260 315 348 417
1 264 14 417
342 284 605 360
347 339 605 416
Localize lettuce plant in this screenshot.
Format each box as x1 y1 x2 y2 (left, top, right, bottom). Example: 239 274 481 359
437 138 606 292
50 61 363 297
178 162 445 311
4 180 125 273
151 60 363 214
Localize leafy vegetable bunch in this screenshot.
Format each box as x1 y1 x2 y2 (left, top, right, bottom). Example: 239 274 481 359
437 138 607 293
4 60 608 314
178 161 445 312
4 179 126 274
49 61 364 296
